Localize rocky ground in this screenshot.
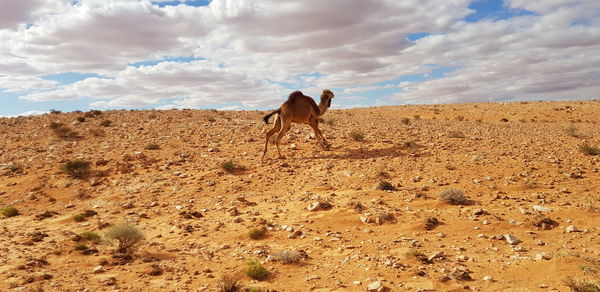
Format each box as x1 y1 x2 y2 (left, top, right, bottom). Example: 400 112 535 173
0 100 599 292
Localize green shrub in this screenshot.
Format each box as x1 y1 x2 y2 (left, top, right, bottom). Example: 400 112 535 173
145 143 160 150
81 231 101 243
580 143 600 156
73 214 86 222
439 188 469 205
377 181 395 191
61 160 91 179
349 131 365 141
221 161 237 173
74 244 89 251
104 223 144 254
248 227 267 240
244 260 268 281
1 206 19 217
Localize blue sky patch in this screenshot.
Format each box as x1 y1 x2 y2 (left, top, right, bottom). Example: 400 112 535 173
465 0 535 22
129 56 205 68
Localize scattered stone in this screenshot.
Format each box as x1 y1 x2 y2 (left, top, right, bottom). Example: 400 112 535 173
533 205 551 212
535 252 552 261
307 201 333 211
305 275 320 281
565 225 579 233
504 234 521 245
367 281 384 292
482 275 493 281
92 265 104 273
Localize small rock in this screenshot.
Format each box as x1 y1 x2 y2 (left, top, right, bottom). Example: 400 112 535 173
565 225 579 233
305 275 320 281
482 275 493 281
367 281 384 292
535 252 552 261
92 265 104 273
533 205 551 212
504 234 521 245
307 201 332 211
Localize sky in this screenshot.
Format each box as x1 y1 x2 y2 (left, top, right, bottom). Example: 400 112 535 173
0 0 599 116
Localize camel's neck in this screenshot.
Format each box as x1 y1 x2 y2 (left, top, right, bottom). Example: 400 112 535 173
318 100 330 116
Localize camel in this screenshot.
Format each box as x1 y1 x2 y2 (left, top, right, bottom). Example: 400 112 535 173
262 89 335 159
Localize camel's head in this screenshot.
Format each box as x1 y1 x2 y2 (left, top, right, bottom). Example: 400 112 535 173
321 89 334 108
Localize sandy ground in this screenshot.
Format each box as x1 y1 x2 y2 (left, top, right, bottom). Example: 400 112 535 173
0 100 599 292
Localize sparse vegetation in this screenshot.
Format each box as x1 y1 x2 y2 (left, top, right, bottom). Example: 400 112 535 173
271 250 304 264
81 231 101 243
439 188 469 205
50 109 61 114
145 143 160 150
2 206 19 217
565 125 582 138
89 128 105 137
73 214 86 222
220 161 239 173
76 116 86 122
50 122 79 139
244 260 268 281
104 223 144 254
74 244 89 251
377 211 395 223
349 130 365 141
217 274 240 292
563 276 600 292
100 119 112 127
579 143 600 156
248 227 267 240
377 181 395 191
401 118 410 125
61 160 91 179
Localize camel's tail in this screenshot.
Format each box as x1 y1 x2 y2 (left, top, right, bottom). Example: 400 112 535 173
263 109 280 124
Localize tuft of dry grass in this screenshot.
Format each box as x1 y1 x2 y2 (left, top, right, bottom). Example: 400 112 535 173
271 250 304 264
217 274 240 292
349 130 365 141
61 160 91 179
563 276 600 292
244 260 268 281
248 227 267 240
579 143 600 156
104 223 144 254
439 188 469 205
377 181 396 191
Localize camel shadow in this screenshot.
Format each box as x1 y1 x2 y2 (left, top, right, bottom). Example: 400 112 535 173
311 145 408 160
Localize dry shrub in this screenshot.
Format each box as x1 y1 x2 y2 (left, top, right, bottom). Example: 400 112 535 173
104 223 144 254
61 160 91 179
439 188 469 205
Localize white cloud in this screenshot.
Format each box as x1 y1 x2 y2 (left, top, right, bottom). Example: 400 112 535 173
0 0 599 111
0 75 58 92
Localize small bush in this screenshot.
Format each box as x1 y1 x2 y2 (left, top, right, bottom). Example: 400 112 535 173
248 227 267 240
145 143 160 150
271 250 304 265
377 181 395 191
61 160 91 179
104 223 144 254
81 231 101 243
74 244 89 251
50 109 61 114
84 111 95 118
73 214 86 222
90 110 102 116
563 276 600 292
100 119 112 127
221 161 237 173
349 131 365 141
401 118 410 125
89 128 105 137
439 188 469 205
52 125 79 139
49 122 63 129
580 144 600 156
377 211 395 223
2 206 19 217
76 116 86 122
565 126 581 138
244 260 268 281
217 274 240 292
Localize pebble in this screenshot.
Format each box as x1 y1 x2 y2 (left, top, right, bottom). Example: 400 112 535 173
504 234 521 245
367 281 384 292
93 265 104 273
565 225 578 233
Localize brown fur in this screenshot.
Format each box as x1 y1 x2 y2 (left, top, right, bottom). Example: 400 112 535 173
262 89 335 159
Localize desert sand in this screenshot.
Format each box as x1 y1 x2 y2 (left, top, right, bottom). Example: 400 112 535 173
1 100 599 292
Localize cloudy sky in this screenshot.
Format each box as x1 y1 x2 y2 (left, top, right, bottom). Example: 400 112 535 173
1 0 599 116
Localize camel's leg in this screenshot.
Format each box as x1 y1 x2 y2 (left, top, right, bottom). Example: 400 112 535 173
262 116 281 159
310 120 329 148
275 118 292 159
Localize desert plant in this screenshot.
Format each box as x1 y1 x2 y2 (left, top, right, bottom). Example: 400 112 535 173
377 211 395 223
100 119 112 127
401 118 410 125
221 161 237 173
377 181 395 191
271 250 304 265
145 143 160 150
349 130 365 141
49 121 63 129
563 276 600 292
439 188 469 205
73 214 86 222
81 231 101 243
90 110 102 116
50 109 61 114
579 144 600 156
61 160 91 179
104 223 144 254
89 128 105 137
565 126 582 138
76 116 86 122
74 244 89 251
217 274 240 292
1 206 19 217
244 260 268 281
248 227 267 240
